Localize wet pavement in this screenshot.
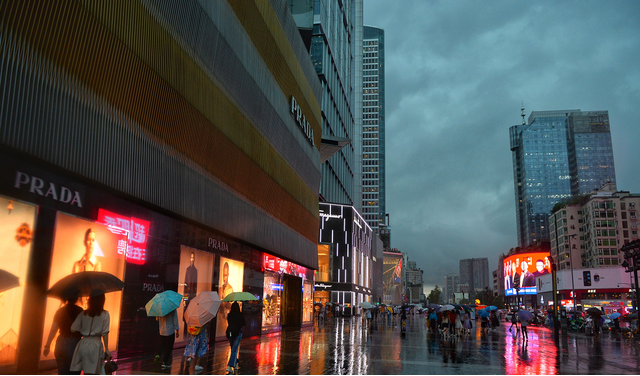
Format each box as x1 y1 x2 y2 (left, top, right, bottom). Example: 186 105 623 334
40 315 640 374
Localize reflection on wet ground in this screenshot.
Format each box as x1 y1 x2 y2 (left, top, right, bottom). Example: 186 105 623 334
45 315 640 374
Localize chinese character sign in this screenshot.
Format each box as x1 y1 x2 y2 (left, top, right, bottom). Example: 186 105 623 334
97 209 151 265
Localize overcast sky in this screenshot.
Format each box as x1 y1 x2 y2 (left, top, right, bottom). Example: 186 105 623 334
363 1 640 293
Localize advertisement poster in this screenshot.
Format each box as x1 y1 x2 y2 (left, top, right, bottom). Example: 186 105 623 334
262 271 282 332
383 253 403 304
504 252 551 296
215 257 244 339
0 196 35 366
176 246 214 340
42 213 127 361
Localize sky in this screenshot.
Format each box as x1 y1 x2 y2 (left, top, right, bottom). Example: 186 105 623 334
363 0 640 293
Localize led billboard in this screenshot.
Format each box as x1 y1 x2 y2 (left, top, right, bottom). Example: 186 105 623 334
504 252 551 296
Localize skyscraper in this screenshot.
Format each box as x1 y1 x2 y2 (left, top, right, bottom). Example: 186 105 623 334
362 26 386 231
459 258 489 298
510 108 616 247
311 0 358 205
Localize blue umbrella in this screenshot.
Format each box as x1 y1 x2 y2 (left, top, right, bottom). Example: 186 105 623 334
517 310 534 321
145 290 183 317
486 305 498 311
609 312 621 319
478 309 490 318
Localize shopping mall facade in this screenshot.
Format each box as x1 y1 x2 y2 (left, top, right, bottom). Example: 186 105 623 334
0 1 321 373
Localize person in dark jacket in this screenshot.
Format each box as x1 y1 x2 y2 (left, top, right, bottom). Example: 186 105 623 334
43 296 83 375
226 302 245 374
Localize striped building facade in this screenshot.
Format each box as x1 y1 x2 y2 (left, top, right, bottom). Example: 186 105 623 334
0 0 321 372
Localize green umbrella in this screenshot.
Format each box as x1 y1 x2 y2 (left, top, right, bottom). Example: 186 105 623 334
145 290 183 317
222 291 258 302
359 301 374 309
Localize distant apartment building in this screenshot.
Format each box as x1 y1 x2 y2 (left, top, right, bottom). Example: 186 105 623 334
510 108 617 248
549 183 640 270
459 258 490 299
444 273 459 304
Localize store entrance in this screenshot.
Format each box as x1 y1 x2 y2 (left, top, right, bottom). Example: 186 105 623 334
281 274 302 327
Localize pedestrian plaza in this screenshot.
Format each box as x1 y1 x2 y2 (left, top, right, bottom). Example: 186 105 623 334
40 314 640 375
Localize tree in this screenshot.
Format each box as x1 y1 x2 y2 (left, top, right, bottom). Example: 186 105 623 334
427 285 442 304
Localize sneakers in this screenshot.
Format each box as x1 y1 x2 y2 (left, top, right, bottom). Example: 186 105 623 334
227 366 234 373
161 364 171 369
195 365 203 371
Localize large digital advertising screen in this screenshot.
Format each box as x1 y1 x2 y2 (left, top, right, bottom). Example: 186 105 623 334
42 213 127 361
177 246 214 341
215 257 244 339
383 253 402 304
504 252 551 296
0 196 36 366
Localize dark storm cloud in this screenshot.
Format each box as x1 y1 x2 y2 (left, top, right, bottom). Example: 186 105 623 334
364 0 640 292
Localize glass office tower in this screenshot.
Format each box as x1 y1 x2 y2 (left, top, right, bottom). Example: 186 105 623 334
312 0 357 205
362 26 386 231
510 109 616 248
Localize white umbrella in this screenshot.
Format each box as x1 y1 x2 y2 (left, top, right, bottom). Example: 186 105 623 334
440 304 455 311
184 291 222 327
359 301 374 310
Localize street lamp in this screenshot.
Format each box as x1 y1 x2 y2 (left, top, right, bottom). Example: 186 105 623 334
568 234 578 313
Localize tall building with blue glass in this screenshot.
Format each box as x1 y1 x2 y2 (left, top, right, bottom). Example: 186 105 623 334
362 26 385 231
510 109 616 248
311 0 357 205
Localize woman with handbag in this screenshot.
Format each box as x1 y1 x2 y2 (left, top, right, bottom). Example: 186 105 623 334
69 293 111 375
226 302 245 374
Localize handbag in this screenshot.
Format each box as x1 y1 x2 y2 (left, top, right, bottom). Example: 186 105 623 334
104 357 118 374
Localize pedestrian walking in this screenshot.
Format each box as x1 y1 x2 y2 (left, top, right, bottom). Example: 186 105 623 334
521 318 529 340
43 296 83 375
490 311 500 331
429 309 438 333
455 310 463 337
509 313 518 333
441 311 450 336
69 293 111 375
480 315 489 335
448 310 456 337
154 309 179 369
226 301 246 374
463 311 472 335
184 323 208 374
400 308 407 331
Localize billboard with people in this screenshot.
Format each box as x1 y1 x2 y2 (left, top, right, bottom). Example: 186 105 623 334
504 252 551 296
0 196 36 366
41 213 127 361
383 253 403 304
215 257 244 339
176 246 214 342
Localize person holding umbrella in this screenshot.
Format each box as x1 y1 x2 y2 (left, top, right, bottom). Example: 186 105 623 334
147 290 183 368
69 292 111 375
226 302 245 374
43 293 83 375
183 291 222 374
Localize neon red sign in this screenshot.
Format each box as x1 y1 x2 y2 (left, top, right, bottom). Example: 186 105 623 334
263 254 307 277
97 209 150 264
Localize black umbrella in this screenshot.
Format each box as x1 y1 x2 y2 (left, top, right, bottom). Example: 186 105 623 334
47 271 124 300
0 269 20 294
624 312 638 320
586 307 603 316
